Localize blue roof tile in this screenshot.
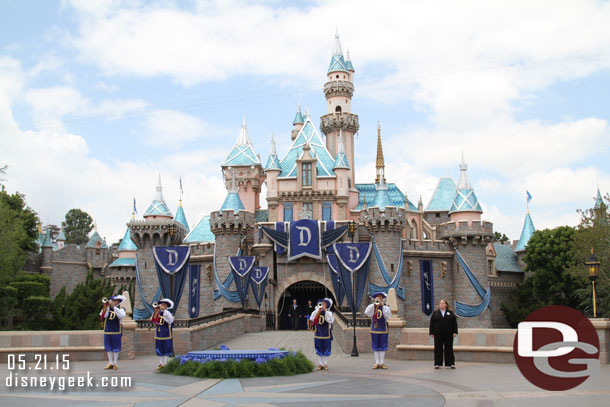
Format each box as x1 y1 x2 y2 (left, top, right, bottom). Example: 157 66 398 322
355 183 417 211
174 204 190 233
118 227 137 251
493 243 522 272
426 177 457 211
109 257 136 268
278 119 336 178
184 215 216 243
220 192 245 213
86 231 108 249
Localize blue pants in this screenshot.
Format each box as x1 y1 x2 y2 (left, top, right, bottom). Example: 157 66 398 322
371 333 388 351
156 339 173 356
314 338 332 356
104 334 122 352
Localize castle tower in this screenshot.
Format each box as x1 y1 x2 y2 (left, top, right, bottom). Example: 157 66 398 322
40 229 54 274
174 200 190 233
440 154 493 328
264 134 282 222
56 228 66 250
129 176 188 318
221 117 264 213
209 176 256 312
333 130 350 219
290 104 304 141
359 133 407 316
320 30 359 192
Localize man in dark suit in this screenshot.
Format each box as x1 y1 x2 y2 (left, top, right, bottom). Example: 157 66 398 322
288 299 300 331
429 298 458 369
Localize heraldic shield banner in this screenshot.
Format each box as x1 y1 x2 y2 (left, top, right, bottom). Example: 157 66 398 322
288 219 321 261
229 256 255 306
152 245 191 312
249 266 270 309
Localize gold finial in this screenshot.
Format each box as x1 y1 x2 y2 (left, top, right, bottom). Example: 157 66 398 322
375 122 386 184
363 194 367 209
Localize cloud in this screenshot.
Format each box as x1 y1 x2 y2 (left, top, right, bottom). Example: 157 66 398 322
142 109 214 148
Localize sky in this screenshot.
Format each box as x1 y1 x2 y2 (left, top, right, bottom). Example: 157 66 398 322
1 0 609 244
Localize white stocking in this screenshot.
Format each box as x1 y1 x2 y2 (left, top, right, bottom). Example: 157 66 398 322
107 352 113 364
159 356 165 365
113 352 119 365
164 356 169 364
318 356 324 366
379 351 385 365
374 351 380 365
322 356 328 366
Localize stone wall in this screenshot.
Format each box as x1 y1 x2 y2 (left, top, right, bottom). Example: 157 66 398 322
47 245 106 297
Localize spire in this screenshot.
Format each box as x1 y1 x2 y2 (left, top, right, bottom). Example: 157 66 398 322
449 152 482 214
375 123 386 184
457 151 472 190
144 173 173 218
236 115 251 145
595 184 604 209
117 226 137 251
328 29 348 74
265 133 281 170
345 47 355 71
515 211 536 252
333 129 350 169
293 103 304 125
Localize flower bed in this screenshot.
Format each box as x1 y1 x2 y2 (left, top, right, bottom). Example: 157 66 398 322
160 346 314 378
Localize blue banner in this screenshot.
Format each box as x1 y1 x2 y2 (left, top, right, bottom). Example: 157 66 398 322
188 264 200 318
249 266 269 309
152 245 190 313
333 242 372 273
288 219 321 261
420 260 434 316
153 246 191 275
325 221 335 254
229 256 255 306
327 254 345 306
275 222 286 255
333 243 372 314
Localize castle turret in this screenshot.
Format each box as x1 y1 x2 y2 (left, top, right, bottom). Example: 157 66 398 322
40 229 54 273
440 154 492 328
514 211 535 253
221 117 263 213
333 130 350 219
174 200 189 233
265 134 282 221
320 30 359 192
291 104 304 141
56 228 66 250
143 174 173 220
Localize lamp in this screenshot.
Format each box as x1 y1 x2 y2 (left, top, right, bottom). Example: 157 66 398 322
584 249 601 318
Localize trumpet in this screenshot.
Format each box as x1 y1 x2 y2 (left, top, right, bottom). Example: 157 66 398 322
102 297 108 303
150 302 161 326
152 302 158 308
374 299 381 306
100 297 110 323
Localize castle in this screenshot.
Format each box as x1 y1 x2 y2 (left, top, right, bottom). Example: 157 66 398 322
32 33 545 328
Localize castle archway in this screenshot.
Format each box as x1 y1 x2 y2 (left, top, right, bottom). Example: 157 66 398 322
277 280 336 330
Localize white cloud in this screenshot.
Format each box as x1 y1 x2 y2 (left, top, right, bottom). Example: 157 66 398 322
142 109 212 148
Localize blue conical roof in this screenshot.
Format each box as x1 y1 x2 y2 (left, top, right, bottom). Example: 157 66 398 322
184 215 215 243
449 154 483 214
220 192 245 213
328 30 349 74
370 181 392 211
56 229 66 241
293 107 304 125
41 230 54 248
265 134 282 171
222 117 261 167
515 212 535 252
595 187 604 209
118 227 137 251
174 203 190 232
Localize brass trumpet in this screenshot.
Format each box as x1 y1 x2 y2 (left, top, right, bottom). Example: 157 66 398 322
100 297 110 323
152 301 158 308
102 297 108 303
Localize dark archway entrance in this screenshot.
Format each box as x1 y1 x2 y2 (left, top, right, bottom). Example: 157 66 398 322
278 280 336 330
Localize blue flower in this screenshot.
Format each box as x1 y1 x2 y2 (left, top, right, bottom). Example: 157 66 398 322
255 357 265 364
268 347 279 351
219 345 230 350
218 358 227 362
291 351 297 356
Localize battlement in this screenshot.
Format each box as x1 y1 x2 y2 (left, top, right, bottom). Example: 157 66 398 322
438 220 494 236
323 79 354 99
209 210 256 235
127 219 187 248
320 112 360 135
359 206 407 233
404 239 453 253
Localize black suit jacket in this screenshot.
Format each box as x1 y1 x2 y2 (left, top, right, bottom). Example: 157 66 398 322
429 309 458 336
288 304 300 320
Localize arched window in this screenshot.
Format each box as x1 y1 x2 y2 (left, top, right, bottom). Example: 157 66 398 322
335 105 342 113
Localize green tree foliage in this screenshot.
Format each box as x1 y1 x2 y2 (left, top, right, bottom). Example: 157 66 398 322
51 270 120 330
62 208 94 245
501 226 585 327
493 231 510 243
22 297 53 329
0 185 39 252
571 193 610 317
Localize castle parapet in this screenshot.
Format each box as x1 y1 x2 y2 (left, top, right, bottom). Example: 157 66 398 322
210 210 256 235
360 206 407 233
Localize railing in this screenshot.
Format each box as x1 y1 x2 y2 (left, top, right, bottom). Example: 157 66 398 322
332 306 371 328
136 308 263 329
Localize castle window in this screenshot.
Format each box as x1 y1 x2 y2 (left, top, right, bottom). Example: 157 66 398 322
302 163 312 186
335 105 342 113
303 202 313 219
284 203 294 222
488 259 494 276
336 75 339 78
435 213 440 218
322 201 332 221
343 75 346 79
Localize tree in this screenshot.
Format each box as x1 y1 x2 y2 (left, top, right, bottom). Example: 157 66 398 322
62 209 94 245
570 193 610 317
501 226 585 327
0 185 39 252
493 231 510 243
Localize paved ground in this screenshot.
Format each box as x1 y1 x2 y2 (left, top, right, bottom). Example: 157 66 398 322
1 331 609 406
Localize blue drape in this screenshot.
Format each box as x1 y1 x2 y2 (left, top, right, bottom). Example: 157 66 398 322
327 254 345 306
154 250 189 312
334 252 371 314
420 259 434 316
212 244 241 302
367 236 406 299
454 249 491 317
188 264 200 318
133 256 162 320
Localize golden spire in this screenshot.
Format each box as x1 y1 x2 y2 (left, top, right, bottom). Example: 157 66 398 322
375 122 386 184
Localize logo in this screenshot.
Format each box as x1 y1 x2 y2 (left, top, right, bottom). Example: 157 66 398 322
346 245 359 263
513 305 600 391
165 249 178 266
238 258 247 270
296 225 311 246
